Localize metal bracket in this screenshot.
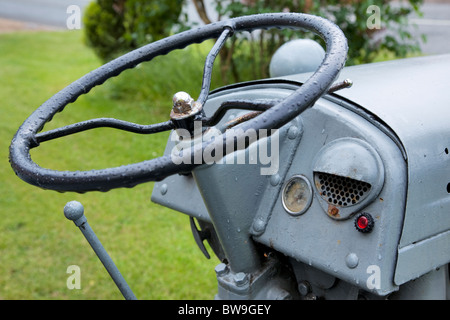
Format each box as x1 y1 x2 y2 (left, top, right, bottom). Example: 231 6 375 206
214 254 299 300
251 116 304 236
190 217 211 259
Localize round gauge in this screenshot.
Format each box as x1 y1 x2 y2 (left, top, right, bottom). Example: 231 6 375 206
282 175 313 215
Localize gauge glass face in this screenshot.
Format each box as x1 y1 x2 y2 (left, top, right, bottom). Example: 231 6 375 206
282 175 312 215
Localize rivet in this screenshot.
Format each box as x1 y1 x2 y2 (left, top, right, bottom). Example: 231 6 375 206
160 183 168 195
252 218 266 235
345 253 359 269
288 125 299 139
270 174 281 186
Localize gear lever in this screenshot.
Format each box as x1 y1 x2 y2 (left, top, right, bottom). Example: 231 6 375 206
64 201 137 300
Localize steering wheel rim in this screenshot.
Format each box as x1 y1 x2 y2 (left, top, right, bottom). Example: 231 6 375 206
9 13 348 193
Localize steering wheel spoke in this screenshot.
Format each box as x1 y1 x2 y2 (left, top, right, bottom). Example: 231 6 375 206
35 119 175 144
197 27 233 106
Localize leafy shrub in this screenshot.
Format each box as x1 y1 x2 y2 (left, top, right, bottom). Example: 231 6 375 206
83 0 184 61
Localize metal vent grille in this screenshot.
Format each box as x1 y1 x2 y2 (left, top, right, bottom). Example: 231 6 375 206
314 172 372 207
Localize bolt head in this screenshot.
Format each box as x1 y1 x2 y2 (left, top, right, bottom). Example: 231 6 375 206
297 281 311 296
215 263 229 276
234 272 248 286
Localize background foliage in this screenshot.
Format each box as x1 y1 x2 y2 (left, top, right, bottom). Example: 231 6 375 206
84 0 424 81
191 0 424 81
83 0 184 61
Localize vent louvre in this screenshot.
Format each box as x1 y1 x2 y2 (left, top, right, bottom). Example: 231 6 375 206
314 172 372 207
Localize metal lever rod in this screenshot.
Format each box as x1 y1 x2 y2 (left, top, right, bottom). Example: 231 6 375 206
64 201 137 300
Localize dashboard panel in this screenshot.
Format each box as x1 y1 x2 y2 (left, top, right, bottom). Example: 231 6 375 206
151 81 408 295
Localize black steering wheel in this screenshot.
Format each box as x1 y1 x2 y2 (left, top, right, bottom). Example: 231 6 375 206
9 13 348 193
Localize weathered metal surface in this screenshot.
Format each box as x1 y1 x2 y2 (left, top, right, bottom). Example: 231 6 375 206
288 54 450 285
154 81 409 296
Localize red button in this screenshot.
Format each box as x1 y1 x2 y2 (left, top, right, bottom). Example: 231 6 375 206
357 216 369 229
354 212 374 233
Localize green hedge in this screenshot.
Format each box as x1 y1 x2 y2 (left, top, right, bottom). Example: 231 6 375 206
83 0 184 61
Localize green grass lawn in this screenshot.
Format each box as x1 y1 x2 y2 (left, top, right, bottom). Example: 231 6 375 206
0 30 220 299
